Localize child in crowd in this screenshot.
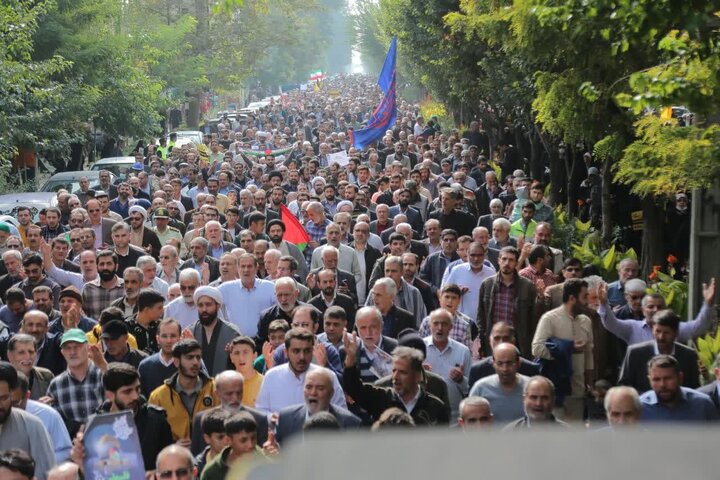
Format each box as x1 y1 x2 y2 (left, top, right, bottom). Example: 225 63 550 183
195 409 230 476
228 335 264 407
253 319 290 374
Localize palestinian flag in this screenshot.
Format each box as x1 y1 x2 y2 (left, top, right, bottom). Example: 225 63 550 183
279 204 309 252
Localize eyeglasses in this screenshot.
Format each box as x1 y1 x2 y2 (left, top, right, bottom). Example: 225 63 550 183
70 238 82 242
627 294 644 300
6 244 20 249
180 284 197 291
157 468 191 479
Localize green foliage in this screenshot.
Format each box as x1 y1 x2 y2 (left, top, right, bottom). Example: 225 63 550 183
647 269 688 318
552 205 636 281
697 330 720 384
615 117 720 197
0 0 73 165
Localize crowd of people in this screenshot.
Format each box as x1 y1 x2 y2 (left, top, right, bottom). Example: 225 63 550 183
0 74 716 480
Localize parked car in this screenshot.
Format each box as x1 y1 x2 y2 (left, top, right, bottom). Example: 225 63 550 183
172 130 203 147
90 156 145 179
0 192 59 223
40 170 116 193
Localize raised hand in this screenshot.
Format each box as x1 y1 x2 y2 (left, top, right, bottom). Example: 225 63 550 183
313 343 328 367
703 278 716 305
262 342 275 369
597 282 608 305
342 329 359 367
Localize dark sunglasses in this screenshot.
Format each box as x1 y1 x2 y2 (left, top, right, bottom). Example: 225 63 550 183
157 467 191 479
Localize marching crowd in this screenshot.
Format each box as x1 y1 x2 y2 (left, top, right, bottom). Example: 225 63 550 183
0 74 716 480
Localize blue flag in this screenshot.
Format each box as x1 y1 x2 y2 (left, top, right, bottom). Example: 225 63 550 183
352 37 397 150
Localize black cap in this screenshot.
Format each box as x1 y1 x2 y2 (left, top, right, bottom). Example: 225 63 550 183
101 320 129 340
397 328 426 358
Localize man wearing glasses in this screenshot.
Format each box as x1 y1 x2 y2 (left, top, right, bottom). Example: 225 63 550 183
83 198 117 248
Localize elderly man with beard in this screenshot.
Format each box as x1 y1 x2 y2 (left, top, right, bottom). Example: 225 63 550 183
164 269 201 328
190 370 268 456
49 286 98 335
532 279 594 421
504 376 569 429
68 363 174 472
109 267 144 319
45 329 106 437
185 286 241 377
149 339 219 445
276 368 361 445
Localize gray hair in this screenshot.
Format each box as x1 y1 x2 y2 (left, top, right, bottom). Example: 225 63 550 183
583 275 604 292
2 250 21 263
178 268 201 283
604 386 641 414
459 396 492 416
489 198 503 209
136 255 157 269
190 236 209 249
275 276 298 291
355 306 383 326
374 277 397 297
492 217 511 231
384 255 402 269
624 278 647 294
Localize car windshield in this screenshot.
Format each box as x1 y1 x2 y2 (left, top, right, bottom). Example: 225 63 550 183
41 179 83 193
91 163 132 178
0 204 44 222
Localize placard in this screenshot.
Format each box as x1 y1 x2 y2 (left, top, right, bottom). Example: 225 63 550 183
83 411 146 480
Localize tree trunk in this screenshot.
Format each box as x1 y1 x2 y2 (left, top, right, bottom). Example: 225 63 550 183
601 155 613 246
528 128 543 181
566 144 576 217
640 196 666 277
187 96 200 128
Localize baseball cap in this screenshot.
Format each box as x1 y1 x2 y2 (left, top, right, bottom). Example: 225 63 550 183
61 328 88 346
101 320 129 340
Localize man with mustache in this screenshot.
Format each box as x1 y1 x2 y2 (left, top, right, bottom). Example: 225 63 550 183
185 286 240 377
81 250 125 320
504 375 569 429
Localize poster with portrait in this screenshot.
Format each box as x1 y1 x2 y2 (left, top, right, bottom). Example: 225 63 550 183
83 411 145 480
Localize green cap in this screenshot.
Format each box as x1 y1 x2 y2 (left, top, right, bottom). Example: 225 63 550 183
60 328 88 346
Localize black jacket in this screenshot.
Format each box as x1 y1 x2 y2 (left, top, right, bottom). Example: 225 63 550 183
698 381 720 413
309 293 357 331
180 256 220 283
469 357 540 388
343 365 449 425
97 399 174 471
618 340 700 393
383 305 417 339
350 242 382 293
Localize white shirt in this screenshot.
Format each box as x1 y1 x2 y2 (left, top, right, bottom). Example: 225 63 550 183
424 336 472 419
442 262 496 318
163 298 198 328
354 247 367 304
45 263 96 291
151 277 170 299
255 364 347 415
218 278 277 337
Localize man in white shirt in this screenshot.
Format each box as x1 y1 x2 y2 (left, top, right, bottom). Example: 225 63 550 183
442 242 495 318
255 328 346 415
423 309 471 419
218 253 276 338
163 269 200 328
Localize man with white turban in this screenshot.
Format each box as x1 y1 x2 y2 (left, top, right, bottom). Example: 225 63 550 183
128 205 162 258
184 286 241 376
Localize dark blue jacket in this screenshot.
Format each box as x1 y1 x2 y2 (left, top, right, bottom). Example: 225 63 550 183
536 337 574 406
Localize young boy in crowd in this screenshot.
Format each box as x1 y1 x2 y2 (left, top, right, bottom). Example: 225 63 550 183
201 412 273 480
253 319 290 374
195 408 231 476
228 336 264 407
